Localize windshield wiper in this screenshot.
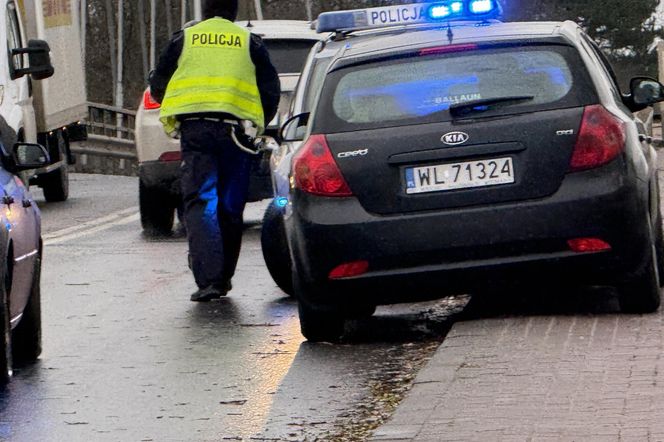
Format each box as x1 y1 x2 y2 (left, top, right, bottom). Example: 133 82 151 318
449 95 535 118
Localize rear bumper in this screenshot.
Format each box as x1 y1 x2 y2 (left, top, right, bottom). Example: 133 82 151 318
287 161 652 307
139 161 180 196
135 108 179 163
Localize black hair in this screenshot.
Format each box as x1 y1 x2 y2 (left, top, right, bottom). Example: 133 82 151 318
202 0 239 21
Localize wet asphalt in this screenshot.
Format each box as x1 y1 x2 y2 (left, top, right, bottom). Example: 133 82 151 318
0 174 464 441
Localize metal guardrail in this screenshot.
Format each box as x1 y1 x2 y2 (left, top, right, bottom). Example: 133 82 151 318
79 102 138 159
70 103 139 176
86 102 136 141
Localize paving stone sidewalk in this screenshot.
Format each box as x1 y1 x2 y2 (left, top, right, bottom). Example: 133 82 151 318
370 118 664 442
370 308 664 441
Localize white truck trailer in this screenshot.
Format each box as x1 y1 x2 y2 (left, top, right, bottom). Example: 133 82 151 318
14 0 87 201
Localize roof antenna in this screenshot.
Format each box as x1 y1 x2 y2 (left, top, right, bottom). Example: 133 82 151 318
247 19 253 28
447 23 454 44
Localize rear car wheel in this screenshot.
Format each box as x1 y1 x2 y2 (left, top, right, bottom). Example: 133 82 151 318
42 164 69 203
295 275 345 342
11 255 42 363
0 261 12 384
298 302 345 343
140 180 175 236
654 204 664 285
618 244 661 314
261 202 293 296
41 132 70 203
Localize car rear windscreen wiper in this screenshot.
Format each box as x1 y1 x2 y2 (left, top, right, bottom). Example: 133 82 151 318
449 95 535 118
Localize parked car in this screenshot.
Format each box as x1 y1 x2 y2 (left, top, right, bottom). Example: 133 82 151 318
136 20 326 236
261 19 412 295
0 140 51 383
267 1 664 342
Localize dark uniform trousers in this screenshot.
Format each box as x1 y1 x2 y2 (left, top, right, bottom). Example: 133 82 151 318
179 119 253 289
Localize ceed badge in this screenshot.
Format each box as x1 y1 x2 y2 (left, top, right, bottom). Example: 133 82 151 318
441 131 469 146
338 148 368 159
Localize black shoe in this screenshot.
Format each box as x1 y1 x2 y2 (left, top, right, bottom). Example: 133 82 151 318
190 284 226 302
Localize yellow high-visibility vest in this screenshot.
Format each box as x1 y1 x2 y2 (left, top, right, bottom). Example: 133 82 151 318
160 18 264 136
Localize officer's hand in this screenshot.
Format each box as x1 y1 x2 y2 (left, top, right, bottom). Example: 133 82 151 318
256 137 278 152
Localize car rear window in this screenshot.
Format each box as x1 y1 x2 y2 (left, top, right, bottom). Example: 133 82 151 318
314 44 598 132
303 57 333 112
264 39 318 74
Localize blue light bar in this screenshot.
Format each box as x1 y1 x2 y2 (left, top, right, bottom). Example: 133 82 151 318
316 1 502 33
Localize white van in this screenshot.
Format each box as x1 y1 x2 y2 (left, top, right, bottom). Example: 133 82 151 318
15 0 88 202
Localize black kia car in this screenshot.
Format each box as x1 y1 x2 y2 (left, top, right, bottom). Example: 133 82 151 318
273 2 664 342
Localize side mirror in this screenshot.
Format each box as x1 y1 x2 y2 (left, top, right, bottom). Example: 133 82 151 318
280 113 310 142
12 143 50 171
11 40 54 80
627 77 664 111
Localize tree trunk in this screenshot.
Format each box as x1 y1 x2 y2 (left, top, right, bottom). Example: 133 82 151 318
164 0 173 36
104 0 117 105
80 0 86 68
116 0 124 111
138 0 148 80
253 0 263 19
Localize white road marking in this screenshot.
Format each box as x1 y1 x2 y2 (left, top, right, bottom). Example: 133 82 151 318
44 207 140 245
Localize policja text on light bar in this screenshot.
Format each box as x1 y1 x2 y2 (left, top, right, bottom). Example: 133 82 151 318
316 1 502 34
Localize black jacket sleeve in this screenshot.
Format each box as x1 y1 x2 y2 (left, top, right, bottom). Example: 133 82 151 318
250 34 281 126
149 30 184 104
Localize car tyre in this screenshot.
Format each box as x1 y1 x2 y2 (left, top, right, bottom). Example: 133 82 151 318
653 203 664 286
295 276 345 343
11 254 42 364
618 244 661 314
140 180 175 236
261 202 293 296
42 132 70 203
0 260 12 384
298 301 345 343
42 164 69 203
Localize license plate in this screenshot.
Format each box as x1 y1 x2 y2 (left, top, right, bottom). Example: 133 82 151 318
405 157 515 194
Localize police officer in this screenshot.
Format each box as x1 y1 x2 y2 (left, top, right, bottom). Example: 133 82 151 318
149 0 280 302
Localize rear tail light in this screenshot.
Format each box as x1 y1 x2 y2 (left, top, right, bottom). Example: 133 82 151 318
329 260 369 280
158 151 181 162
569 105 625 172
143 89 161 110
292 134 352 197
567 238 612 253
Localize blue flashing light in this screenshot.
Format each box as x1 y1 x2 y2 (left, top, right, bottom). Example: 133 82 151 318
469 0 494 14
451 2 463 13
428 5 451 20
316 1 502 34
275 197 289 208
